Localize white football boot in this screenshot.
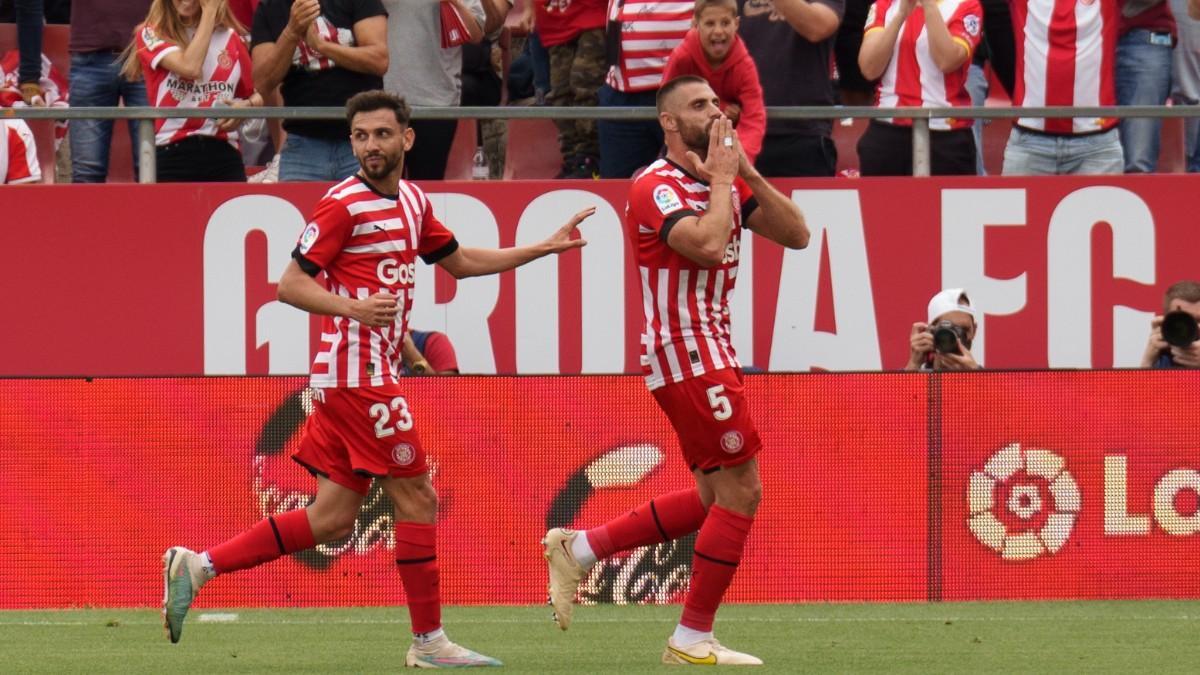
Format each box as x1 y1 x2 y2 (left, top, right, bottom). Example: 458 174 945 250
541 528 588 630
662 637 764 666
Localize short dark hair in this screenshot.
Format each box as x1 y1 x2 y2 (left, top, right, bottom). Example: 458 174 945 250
694 0 738 17
346 90 412 128
656 75 710 114
1165 280 1200 311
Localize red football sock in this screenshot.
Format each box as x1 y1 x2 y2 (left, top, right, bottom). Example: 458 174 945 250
395 522 441 634
586 488 707 560
206 508 316 574
680 505 754 632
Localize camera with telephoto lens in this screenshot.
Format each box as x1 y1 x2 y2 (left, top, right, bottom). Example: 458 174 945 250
931 320 969 355
1161 311 1200 348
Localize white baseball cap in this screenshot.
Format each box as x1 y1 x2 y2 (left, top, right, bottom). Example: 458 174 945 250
927 288 978 324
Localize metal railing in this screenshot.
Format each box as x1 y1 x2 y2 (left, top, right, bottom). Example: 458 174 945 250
3 104 1196 182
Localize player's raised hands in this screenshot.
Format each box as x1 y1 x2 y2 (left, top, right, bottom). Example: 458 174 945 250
686 116 739 186
542 207 595 254
352 292 399 327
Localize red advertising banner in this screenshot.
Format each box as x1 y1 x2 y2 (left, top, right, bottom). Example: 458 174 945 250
1 177 1198 376
2 372 1198 610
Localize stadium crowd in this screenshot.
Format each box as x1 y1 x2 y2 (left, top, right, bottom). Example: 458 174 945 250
5 0 1200 182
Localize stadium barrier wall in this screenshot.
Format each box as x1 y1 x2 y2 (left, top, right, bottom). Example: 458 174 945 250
1 177 1198 376
2 372 1198 609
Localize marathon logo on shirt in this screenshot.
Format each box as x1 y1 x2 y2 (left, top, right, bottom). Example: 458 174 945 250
166 77 236 102
299 222 320 254
653 184 684 215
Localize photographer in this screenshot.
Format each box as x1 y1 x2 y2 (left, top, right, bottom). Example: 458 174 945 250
904 288 982 371
1140 281 1200 368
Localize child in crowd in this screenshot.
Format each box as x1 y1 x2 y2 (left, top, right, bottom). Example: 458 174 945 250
662 0 765 163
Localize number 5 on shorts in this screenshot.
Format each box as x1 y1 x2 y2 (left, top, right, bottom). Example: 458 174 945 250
369 396 414 438
706 384 732 421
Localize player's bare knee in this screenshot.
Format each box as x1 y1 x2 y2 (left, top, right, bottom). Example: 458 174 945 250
309 508 358 543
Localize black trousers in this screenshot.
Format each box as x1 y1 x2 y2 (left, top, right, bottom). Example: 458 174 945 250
156 135 247 182
856 121 977 176
754 133 838 178
405 118 458 181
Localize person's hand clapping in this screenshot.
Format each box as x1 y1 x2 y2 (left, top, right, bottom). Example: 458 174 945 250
284 0 321 42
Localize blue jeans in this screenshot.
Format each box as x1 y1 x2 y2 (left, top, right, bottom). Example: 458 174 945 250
1002 127 1124 175
1116 29 1174 172
69 51 149 183
597 85 664 178
528 30 551 98
1170 0 1200 172
278 133 360 182
965 62 989 176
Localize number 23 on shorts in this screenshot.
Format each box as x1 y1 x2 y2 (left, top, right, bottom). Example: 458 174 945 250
369 396 414 438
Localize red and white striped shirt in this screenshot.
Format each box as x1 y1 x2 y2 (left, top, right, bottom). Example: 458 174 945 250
1010 0 1119 134
136 24 255 148
605 0 693 92
294 176 459 389
865 0 983 130
1 119 40 184
626 158 756 390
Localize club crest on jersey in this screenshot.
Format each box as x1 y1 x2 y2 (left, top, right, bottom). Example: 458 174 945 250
299 222 320 253
392 443 415 466
653 184 684 215
720 430 744 454
217 49 233 70
964 14 981 37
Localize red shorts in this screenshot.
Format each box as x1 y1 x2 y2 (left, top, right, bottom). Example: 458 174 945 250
651 368 762 472
292 384 427 495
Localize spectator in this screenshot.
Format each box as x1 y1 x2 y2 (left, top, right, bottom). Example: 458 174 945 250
1117 0 1176 173
1140 280 1200 368
68 1 152 183
857 0 983 176
402 330 460 375
123 0 263 183
252 0 388 182
229 0 258 25
0 118 41 184
662 0 766 163
4 0 69 105
2 47 71 152
1172 0 1200 171
596 0 692 178
904 288 981 371
1002 0 1123 175
739 0 844 178
462 0 512 178
834 0 878 106
529 0 605 178
383 0 483 180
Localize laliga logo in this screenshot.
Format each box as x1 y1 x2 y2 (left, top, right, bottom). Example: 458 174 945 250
967 443 1081 561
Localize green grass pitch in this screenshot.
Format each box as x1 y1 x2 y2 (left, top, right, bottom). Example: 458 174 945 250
3 602 1200 673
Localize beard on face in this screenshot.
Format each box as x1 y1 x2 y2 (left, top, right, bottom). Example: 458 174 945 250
359 149 403 180
678 116 715 158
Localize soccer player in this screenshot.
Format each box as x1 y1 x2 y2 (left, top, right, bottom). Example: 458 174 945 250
543 74 810 666
161 89 593 668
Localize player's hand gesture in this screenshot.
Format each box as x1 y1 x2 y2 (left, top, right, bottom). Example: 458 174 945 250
687 116 739 186
351 292 399 327
541 207 594 254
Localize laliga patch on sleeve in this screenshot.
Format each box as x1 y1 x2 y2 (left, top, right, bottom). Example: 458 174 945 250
299 222 320 253
653 184 684 215
963 14 981 37
141 26 165 51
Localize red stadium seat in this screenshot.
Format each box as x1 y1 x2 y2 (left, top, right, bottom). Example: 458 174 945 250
443 118 477 180
503 118 561 179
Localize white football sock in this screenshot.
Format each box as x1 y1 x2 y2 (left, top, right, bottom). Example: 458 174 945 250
672 624 713 648
570 532 597 567
414 627 446 646
198 551 217 581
